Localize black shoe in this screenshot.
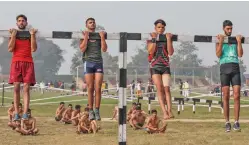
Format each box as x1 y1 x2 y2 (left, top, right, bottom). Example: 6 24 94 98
94 109 101 121
233 122 241 132
89 110 95 120
225 122 231 132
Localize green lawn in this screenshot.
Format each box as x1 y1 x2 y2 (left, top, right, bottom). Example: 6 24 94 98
1 91 249 145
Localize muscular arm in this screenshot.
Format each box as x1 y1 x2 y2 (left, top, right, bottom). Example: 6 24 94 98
55 108 60 116
8 37 16 52
101 37 107 52
129 115 136 128
216 43 223 58
30 34 37 52
81 122 90 131
237 41 243 57
7 108 13 121
111 109 117 119
30 118 36 131
21 120 29 132
147 41 157 55
79 37 88 52
167 38 174 56
62 109 68 118
71 112 79 120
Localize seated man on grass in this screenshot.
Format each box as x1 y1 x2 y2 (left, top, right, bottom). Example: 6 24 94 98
145 109 167 134
15 109 39 135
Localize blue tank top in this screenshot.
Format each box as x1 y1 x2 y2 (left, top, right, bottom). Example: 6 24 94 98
219 44 239 65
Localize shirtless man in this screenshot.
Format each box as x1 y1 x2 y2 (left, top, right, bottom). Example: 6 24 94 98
61 104 73 124
70 105 81 126
8 103 23 129
8 102 14 121
145 109 167 134
111 105 118 120
129 105 146 130
127 102 137 121
76 112 99 134
55 102 65 121
15 109 39 135
7 102 15 129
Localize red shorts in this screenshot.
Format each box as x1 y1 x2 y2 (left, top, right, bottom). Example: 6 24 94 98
8 61 36 86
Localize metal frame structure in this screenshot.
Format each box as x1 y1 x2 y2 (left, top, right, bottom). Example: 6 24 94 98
0 30 247 145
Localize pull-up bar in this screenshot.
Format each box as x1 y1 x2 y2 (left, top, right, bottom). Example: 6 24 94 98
0 30 248 44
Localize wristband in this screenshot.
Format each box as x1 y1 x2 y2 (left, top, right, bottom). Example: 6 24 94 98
151 38 156 43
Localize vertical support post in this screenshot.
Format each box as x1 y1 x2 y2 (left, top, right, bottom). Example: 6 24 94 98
118 32 127 145
208 102 211 112
2 81 4 106
76 66 79 90
211 67 213 85
148 98 151 114
193 100 196 114
177 100 180 114
181 99 184 111
192 69 195 87
174 69 175 86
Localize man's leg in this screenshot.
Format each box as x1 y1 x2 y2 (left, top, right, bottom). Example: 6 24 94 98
231 72 241 131
8 122 16 130
32 128 39 135
152 74 168 120
22 83 30 120
13 82 21 121
221 73 231 132
94 69 104 121
85 73 95 120
162 74 174 118
90 120 98 134
233 85 240 122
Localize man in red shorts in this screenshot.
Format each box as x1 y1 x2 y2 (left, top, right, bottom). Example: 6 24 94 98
8 14 37 121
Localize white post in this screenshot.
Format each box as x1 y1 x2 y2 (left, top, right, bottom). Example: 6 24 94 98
76 66 79 90
211 67 213 85
174 69 176 86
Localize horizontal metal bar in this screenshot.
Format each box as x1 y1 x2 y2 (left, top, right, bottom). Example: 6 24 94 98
0 30 248 44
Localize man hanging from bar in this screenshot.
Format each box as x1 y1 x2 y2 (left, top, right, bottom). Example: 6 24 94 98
147 19 174 120
79 18 107 121
216 20 243 132
8 14 37 121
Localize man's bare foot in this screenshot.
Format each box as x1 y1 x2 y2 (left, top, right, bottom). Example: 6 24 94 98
168 112 175 119
163 116 170 120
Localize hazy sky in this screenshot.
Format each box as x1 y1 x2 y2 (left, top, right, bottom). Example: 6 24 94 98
1 1 249 74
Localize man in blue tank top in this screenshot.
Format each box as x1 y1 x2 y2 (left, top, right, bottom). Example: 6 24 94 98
79 18 108 121
216 20 243 132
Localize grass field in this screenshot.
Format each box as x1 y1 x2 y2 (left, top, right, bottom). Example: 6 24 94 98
1 90 249 145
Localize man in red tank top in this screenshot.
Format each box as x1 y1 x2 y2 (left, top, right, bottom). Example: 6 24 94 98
8 14 37 121
147 19 174 120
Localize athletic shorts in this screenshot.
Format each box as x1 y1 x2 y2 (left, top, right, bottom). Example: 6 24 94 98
150 67 171 76
220 63 241 87
84 61 103 74
8 61 36 86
